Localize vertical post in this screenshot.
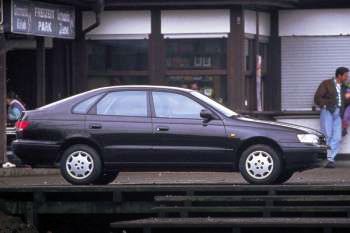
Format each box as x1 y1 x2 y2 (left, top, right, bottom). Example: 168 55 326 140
0 31 5 164
266 10 281 111
227 7 245 110
149 9 165 85
73 10 87 95
255 11 262 111
36 37 46 107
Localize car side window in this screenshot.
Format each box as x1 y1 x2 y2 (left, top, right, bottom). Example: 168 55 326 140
96 91 148 117
73 94 104 114
152 92 204 119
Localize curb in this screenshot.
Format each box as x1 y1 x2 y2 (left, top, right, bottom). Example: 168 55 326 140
0 168 59 177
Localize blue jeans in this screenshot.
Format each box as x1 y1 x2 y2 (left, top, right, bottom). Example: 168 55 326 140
320 108 342 162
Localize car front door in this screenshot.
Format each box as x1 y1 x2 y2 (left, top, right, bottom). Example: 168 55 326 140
150 91 232 167
86 90 153 165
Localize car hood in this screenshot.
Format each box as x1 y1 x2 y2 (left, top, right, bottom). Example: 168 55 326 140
236 116 323 136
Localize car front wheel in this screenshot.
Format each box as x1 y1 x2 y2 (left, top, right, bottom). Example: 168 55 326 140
60 144 102 185
239 144 282 185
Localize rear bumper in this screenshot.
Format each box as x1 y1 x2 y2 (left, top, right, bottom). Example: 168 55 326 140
280 143 328 171
12 140 61 167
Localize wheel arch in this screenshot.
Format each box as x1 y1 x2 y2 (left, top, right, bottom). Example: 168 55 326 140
57 137 103 163
234 137 284 170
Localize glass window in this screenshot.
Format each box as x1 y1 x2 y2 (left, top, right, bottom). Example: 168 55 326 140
167 75 227 104
191 91 238 117
96 91 147 117
153 92 204 119
88 40 148 72
88 76 149 90
244 39 254 73
73 94 104 114
166 38 226 70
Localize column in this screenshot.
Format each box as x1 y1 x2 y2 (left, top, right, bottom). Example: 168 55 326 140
227 7 245 110
36 37 46 107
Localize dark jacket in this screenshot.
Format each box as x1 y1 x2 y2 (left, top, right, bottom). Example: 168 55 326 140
314 78 347 113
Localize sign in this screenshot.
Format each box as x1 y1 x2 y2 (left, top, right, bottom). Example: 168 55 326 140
11 0 75 39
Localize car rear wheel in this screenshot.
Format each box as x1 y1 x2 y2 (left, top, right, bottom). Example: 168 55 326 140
60 144 102 185
92 171 119 185
239 144 282 185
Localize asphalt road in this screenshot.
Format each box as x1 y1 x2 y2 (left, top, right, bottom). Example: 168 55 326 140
1 161 350 186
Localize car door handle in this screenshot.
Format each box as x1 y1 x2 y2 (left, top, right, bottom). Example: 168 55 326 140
156 126 169 132
89 123 102 129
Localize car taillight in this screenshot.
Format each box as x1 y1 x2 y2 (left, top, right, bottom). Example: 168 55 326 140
15 121 30 131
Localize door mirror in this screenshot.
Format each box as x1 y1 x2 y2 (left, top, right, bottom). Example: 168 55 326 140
200 109 215 122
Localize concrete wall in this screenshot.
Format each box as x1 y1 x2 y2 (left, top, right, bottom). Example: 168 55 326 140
279 9 350 36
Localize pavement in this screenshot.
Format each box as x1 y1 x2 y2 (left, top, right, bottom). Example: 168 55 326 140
1 161 350 186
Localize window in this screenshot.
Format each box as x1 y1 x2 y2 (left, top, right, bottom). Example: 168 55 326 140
88 76 149 90
244 39 254 74
88 40 148 72
87 40 149 90
165 38 226 70
96 91 147 117
73 94 104 114
167 75 227 103
153 92 204 119
164 38 228 105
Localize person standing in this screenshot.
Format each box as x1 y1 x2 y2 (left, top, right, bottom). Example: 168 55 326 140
6 91 26 123
314 67 350 168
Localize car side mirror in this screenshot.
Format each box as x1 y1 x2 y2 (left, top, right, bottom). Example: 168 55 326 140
200 109 215 123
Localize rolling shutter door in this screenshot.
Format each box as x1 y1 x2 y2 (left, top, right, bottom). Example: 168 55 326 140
281 36 350 110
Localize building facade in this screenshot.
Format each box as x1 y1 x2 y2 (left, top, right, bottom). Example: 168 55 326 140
3 0 350 160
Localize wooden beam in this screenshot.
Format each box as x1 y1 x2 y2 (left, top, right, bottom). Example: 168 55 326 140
166 69 227 76
149 9 165 85
227 7 245 110
36 37 46 107
105 0 297 8
265 10 281 111
0 32 5 164
89 70 149 77
72 10 87 94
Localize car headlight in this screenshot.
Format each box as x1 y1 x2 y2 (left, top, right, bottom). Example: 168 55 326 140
297 134 319 144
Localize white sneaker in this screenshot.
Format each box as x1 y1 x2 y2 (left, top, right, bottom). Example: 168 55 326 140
2 162 16 168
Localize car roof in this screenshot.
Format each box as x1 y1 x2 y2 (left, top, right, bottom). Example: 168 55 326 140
38 85 194 111
93 85 193 93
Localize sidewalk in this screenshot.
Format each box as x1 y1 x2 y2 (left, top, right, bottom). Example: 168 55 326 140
0 167 59 177
0 161 350 186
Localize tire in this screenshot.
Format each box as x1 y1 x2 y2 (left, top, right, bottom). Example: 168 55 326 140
60 144 102 185
239 144 282 185
92 171 119 185
273 170 294 184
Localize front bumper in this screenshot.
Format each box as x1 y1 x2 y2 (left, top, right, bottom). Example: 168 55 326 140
12 139 61 167
280 142 328 171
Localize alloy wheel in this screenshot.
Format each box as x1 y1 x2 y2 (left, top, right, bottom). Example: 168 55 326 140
245 150 274 180
66 151 94 180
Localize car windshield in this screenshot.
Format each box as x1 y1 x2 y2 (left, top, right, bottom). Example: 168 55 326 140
191 91 238 117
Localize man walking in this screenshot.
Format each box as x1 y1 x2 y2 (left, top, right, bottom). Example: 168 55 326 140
314 67 349 168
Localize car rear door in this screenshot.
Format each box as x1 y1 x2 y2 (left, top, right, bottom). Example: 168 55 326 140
150 90 232 167
86 90 153 165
